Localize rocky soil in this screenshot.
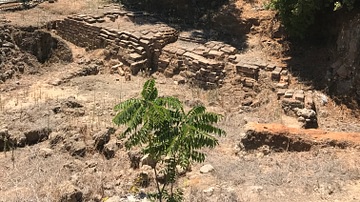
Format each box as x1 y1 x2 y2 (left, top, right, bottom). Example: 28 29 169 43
1 1 360 202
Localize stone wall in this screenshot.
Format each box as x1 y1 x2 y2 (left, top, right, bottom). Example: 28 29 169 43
54 11 178 75
158 32 237 89
56 18 103 50
98 24 178 74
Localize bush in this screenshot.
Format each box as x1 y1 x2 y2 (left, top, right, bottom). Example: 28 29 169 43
113 79 225 202
269 0 355 39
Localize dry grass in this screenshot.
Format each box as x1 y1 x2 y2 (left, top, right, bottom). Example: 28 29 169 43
38 0 111 16
194 146 360 202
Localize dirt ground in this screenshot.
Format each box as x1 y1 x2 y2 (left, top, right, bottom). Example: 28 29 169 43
1 0 360 202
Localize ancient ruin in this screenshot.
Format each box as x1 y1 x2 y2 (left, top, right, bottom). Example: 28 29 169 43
1 1 360 201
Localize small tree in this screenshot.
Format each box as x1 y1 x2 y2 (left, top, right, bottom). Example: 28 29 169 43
113 79 225 202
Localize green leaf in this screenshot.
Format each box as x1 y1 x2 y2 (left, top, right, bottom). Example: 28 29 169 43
112 78 226 201
141 79 158 101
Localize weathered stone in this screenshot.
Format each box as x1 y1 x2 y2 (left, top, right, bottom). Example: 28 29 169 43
130 60 147 75
281 98 304 109
105 196 121 202
271 67 282 81
296 108 316 119
284 89 294 98
228 55 237 62
236 63 259 78
103 139 120 159
15 134 26 147
200 164 214 174
208 50 224 58
39 148 54 158
265 64 276 71
176 49 186 56
294 90 305 102
2 42 14 48
220 46 236 54
173 75 186 84
184 52 216 65
93 128 115 151
276 82 288 89
62 97 83 108
277 89 286 97
58 181 83 202
96 18 105 23
158 58 170 69
164 68 174 77
279 78 289 88
241 97 253 106
128 150 142 169
203 187 215 197
69 141 86 157
84 18 96 24
305 91 315 109
242 78 257 88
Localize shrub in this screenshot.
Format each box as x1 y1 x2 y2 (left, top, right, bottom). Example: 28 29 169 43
269 0 355 38
113 79 225 201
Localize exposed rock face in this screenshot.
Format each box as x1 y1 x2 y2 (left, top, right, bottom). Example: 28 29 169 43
329 14 360 103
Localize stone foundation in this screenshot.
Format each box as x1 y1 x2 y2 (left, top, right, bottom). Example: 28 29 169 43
54 10 178 75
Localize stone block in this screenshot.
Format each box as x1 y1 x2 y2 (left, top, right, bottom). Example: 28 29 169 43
220 46 237 54
228 55 237 62
139 39 151 46
128 53 143 62
284 89 294 98
271 67 282 81
208 50 225 58
276 82 288 89
236 63 259 78
277 89 286 97
281 98 304 109
85 18 96 24
176 49 186 56
158 58 170 69
97 17 106 23
130 59 147 75
164 68 174 78
294 90 305 102
242 78 257 88
280 75 289 83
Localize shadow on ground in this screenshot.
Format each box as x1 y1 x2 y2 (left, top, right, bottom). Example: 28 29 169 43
118 0 250 50
281 10 360 110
